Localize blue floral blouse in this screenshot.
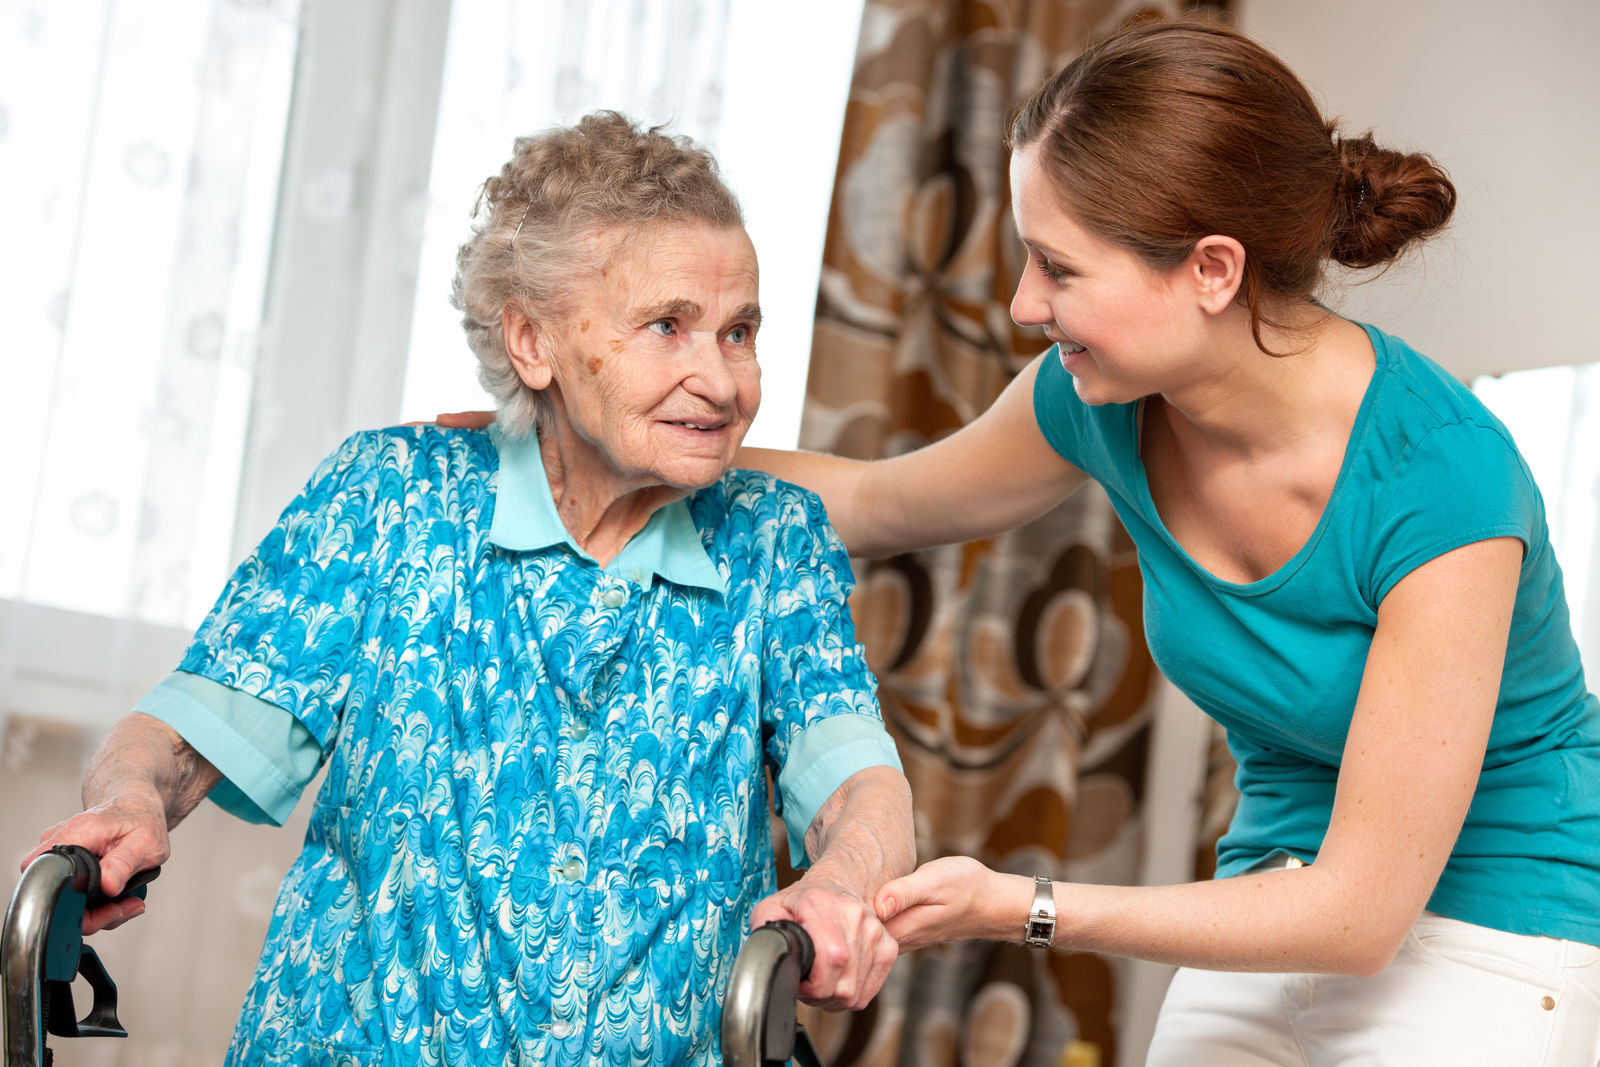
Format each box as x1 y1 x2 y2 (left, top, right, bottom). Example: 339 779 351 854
143 426 899 1066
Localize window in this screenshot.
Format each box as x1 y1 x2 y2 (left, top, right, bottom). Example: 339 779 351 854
1 0 862 723
0 0 299 628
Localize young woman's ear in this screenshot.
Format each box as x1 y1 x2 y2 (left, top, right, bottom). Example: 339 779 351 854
1188 235 1247 315
502 303 554 390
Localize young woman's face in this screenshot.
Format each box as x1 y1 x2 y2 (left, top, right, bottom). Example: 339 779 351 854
1008 145 1201 405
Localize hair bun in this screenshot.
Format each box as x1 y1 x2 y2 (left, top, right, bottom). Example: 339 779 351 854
1330 132 1456 269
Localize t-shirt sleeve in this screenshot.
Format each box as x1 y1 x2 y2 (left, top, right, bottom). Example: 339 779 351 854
176 432 384 752
1369 419 1540 603
758 486 900 868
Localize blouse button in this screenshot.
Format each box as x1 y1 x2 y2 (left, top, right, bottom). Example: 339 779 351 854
600 587 626 608
568 721 589 741
560 858 584 882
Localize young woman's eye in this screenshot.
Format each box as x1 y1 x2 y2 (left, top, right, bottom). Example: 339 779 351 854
648 319 677 338
1036 257 1070 282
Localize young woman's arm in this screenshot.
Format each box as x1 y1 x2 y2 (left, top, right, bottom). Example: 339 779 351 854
877 535 1521 975
740 355 1089 557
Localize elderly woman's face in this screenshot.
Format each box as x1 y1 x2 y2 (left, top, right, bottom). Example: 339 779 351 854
519 223 761 495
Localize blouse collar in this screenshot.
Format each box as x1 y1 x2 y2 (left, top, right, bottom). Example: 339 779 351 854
487 425 727 596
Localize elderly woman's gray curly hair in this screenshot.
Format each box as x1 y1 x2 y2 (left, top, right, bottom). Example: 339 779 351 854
451 111 745 439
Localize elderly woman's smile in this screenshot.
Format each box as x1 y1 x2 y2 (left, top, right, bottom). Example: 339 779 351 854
500 222 762 558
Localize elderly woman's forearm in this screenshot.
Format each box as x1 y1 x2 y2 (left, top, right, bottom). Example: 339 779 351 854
802 766 915 895
83 712 222 829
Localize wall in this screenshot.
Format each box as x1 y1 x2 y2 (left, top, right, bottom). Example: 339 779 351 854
1237 0 1600 381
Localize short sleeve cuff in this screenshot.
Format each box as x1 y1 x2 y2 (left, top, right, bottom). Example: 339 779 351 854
134 672 321 826
775 714 903 869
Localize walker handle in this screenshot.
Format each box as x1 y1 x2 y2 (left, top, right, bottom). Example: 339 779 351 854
721 919 825 1067
2 843 161 1067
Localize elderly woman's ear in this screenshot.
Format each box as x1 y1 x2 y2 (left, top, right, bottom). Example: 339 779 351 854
501 303 554 391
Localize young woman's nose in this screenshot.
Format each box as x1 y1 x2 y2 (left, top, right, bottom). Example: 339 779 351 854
1010 269 1052 329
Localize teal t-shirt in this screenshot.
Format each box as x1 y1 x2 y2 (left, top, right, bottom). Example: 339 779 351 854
1033 321 1600 946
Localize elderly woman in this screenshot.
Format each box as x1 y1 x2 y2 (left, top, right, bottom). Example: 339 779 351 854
26 112 913 1066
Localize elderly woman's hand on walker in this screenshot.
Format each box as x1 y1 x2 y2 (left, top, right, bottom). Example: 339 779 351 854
746 764 911 1011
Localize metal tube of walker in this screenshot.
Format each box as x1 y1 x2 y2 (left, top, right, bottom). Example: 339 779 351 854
2 850 79 1067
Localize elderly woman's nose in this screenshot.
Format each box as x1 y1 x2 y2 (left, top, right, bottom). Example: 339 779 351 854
685 335 740 403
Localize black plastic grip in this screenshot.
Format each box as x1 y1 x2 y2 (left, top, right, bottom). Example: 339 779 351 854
761 918 814 981
47 844 161 909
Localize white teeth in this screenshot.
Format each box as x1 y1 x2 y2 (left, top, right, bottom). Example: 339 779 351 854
1061 341 1086 354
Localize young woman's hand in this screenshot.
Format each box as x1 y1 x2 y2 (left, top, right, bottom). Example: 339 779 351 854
874 856 1030 952
432 410 496 429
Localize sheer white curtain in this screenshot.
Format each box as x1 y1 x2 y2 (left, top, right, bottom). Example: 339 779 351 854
1 0 303 728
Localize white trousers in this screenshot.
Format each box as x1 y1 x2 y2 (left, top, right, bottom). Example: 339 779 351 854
1146 912 1600 1066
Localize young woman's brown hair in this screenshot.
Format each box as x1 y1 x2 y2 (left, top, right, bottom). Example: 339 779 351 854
1010 19 1457 351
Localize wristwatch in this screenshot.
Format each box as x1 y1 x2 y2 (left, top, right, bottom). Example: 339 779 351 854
1024 875 1056 948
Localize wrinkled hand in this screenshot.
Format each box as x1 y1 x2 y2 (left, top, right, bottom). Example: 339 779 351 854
433 410 496 429
21 793 171 935
874 855 1013 952
748 876 897 1012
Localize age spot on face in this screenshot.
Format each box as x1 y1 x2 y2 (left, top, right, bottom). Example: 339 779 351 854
586 356 603 375
579 319 590 333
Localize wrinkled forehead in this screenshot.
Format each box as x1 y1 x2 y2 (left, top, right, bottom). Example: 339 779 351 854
592 223 760 314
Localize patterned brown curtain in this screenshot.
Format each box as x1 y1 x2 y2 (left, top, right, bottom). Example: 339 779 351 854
784 3 1224 1064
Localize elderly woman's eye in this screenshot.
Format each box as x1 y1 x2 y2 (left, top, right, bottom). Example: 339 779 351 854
726 325 751 345
648 319 677 337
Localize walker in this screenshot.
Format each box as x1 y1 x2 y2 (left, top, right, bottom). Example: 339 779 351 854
1 845 157 1067
6 849 822 1066
721 919 825 1067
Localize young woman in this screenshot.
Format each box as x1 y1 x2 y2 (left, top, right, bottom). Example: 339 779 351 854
739 18 1600 1066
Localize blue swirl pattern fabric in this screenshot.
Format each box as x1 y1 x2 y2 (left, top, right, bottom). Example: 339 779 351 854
177 426 882 1066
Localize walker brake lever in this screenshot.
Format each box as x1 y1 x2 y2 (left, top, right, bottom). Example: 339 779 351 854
43 844 161 1040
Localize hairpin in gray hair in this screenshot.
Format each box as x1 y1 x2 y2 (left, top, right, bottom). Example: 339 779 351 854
510 202 533 245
